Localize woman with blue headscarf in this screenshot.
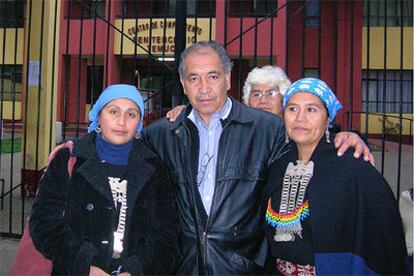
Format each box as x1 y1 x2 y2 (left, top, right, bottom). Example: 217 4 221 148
263 78 407 275
29 84 180 275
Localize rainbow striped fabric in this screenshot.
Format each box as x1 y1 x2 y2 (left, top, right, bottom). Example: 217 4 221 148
265 199 310 228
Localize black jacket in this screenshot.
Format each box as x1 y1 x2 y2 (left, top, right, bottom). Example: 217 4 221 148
29 133 180 275
264 139 407 275
143 98 288 275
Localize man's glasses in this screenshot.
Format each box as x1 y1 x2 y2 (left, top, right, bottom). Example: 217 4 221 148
250 89 280 101
198 152 214 187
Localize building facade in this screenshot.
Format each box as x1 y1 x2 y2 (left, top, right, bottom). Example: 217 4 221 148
0 0 412 185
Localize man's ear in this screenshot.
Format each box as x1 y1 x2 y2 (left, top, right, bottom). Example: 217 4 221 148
225 73 231 91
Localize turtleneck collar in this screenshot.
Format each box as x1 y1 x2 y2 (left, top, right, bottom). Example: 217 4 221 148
95 133 132 166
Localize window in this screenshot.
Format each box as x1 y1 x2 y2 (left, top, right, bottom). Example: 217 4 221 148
138 69 174 112
122 0 215 18
227 0 278 17
305 0 320 27
66 0 106 19
304 68 320 78
187 0 216 17
122 0 176 18
87 66 103 105
151 0 176 17
0 65 22 101
363 0 413 27
362 70 413 113
0 0 24 28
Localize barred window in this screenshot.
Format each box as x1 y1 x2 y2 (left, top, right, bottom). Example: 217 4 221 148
362 70 413 113
305 0 320 27
187 0 216 17
87 66 103 105
227 0 278 17
0 65 22 101
364 0 413 27
66 0 106 19
304 68 320 78
122 0 215 18
0 0 24 28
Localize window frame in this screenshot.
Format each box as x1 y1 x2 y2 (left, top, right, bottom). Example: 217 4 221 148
362 69 413 113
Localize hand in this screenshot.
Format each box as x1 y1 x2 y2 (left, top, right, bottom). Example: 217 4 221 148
119 273 131 276
334 131 375 166
166 105 185 122
89 266 109 276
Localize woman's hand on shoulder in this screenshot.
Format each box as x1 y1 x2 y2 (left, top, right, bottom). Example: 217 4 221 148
166 105 185 122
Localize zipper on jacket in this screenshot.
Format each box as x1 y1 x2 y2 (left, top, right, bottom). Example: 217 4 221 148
180 122 208 273
202 231 207 272
201 120 231 274
204 119 230 230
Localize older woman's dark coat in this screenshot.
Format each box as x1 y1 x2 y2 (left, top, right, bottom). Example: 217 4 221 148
29 133 180 275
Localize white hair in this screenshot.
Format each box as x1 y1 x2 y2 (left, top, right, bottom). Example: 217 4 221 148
242 65 291 105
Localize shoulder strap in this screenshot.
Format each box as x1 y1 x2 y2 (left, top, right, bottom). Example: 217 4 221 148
66 142 76 177
48 140 77 177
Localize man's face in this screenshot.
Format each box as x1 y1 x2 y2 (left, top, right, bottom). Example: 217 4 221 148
180 48 231 124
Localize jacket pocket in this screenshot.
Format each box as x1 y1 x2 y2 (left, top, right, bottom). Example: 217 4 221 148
228 252 262 274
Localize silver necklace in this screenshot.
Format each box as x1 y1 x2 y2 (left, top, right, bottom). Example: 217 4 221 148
274 160 314 242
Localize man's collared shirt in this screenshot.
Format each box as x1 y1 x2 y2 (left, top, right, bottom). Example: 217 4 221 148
188 97 232 215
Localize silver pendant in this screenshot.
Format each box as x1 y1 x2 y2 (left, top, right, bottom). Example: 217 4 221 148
274 233 295 242
113 231 124 259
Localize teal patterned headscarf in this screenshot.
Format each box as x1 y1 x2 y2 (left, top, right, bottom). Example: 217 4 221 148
283 78 343 122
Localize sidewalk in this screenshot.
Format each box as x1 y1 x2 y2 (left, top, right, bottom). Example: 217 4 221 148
0 238 18 275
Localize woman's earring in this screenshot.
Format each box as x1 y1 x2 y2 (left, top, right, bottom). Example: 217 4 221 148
285 131 290 144
325 127 330 143
95 126 102 133
135 132 141 139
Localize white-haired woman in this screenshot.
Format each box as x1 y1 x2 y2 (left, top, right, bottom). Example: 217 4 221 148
242 65 291 116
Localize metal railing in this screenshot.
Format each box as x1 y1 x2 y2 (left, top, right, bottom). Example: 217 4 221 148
0 0 412 238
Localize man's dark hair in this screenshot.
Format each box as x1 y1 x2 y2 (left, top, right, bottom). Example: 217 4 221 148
178 41 233 79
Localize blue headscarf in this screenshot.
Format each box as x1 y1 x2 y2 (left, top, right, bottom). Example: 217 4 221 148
283 78 343 122
87 84 145 134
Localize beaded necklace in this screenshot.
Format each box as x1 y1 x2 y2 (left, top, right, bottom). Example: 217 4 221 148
266 160 314 242
109 177 128 258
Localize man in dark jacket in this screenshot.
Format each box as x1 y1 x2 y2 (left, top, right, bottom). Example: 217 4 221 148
142 41 371 275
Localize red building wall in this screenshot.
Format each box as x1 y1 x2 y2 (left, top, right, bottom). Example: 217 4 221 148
287 0 362 129
56 0 362 131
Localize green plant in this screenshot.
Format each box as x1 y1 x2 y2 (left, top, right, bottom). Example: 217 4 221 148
0 138 22 153
378 117 401 135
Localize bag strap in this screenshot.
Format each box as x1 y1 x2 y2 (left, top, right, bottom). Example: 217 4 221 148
48 140 77 177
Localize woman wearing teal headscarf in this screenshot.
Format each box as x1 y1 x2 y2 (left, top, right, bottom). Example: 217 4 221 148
263 78 407 275
30 84 180 275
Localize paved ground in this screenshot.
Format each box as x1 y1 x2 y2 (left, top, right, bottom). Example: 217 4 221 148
1 238 19 275
0 139 412 275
